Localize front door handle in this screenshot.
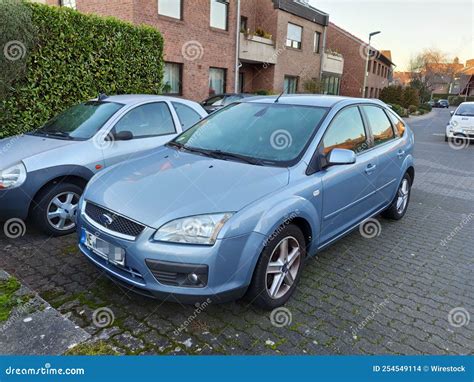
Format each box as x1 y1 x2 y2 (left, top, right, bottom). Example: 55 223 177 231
365 164 377 175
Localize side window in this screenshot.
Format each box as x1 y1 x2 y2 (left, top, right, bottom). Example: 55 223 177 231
385 109 406 137
322 107 368 155
362 106 395 146
172 102 202 131
114 102 175 138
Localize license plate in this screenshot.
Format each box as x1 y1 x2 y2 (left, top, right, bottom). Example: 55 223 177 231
82 230 125 266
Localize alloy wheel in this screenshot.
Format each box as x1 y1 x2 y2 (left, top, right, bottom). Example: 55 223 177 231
46 191 80 231
396 179 410 214
265 236 301 300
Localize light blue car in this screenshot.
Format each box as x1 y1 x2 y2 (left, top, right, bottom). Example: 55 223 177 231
77 95 415 309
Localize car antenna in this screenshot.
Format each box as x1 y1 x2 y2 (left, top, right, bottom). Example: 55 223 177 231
274 83 290 103
98 93 108 101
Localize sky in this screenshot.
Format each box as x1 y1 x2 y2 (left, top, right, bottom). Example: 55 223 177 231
310 0 474 71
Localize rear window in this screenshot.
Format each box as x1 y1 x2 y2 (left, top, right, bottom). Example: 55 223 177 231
386 109 406 136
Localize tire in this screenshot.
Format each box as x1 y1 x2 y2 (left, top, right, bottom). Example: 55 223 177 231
31 182 83 236
246 224 306 310
445 135 448 142
382 173 412 220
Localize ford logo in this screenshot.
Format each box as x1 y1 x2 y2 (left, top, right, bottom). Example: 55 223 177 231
99 213 114 227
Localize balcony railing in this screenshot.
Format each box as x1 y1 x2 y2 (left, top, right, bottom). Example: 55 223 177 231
239 33 278 65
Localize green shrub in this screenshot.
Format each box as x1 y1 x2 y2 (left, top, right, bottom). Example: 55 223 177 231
418 109 426 115
402 87 419 108
408 105 418 114
380 85 403 105
0 2 164 138
390 103 409 118
448 96 474 107
254 89 272 95
419 103 432 111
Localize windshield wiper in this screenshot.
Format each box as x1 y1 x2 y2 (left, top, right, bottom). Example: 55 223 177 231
206 150 263 166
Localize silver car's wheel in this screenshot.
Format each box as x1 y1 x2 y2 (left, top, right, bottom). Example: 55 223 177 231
265 236 302 300
396 179 410 214
46 191 80 231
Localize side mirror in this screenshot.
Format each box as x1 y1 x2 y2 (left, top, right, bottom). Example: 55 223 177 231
450 111 455 116
113 130 133 141
327 148 356 166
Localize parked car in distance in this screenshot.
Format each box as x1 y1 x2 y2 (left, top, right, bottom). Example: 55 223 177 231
77 95 415 309
427 100 435 107
434 99 449 108
201 93 254 114
0 94 207 236
445 101 474 142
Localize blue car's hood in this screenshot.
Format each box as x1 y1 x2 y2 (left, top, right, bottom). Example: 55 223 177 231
86 148 290 228
0 134 77 169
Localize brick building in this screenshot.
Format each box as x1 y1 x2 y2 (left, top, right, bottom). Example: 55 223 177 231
326 22 394 98
41 0 333 100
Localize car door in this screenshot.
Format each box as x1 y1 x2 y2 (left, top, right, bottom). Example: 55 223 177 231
317 106 380 246
360 105 405 206
102 101 180 167
171 102 204 131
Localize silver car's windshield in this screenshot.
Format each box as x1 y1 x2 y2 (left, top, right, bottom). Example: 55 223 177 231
31 101 123 140
456 104 474 116
170 102 328 166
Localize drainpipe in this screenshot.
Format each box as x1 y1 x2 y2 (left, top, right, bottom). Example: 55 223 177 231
319 25 327 81
234 0 241 93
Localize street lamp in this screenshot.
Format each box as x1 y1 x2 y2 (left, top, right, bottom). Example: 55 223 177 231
362 31 381 98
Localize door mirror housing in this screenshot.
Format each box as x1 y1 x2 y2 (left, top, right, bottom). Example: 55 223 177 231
113 130 134 141
327 148 357 166
450 111 455 116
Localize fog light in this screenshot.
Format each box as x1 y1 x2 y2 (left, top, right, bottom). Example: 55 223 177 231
188 273 200 285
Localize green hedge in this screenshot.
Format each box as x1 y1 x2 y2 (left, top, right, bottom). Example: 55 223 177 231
0 2 164 138
448 96 474 106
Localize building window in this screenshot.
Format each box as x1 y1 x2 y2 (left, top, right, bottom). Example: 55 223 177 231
284 76 298 94
60 0 76 9
163 62 182 95
240 16 248 33
372 61 376 74
367 61 371 73
209 67 226 95
286 23 302 49
322 75 340 95
210 0 229 30
314 31 321 53
158 0 182 19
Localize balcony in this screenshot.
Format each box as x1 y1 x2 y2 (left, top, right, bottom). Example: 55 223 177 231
239 33 278 65
322 50 344 75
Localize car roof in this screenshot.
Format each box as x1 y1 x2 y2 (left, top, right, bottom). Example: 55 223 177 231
242 94 386 108
96 94 196 105
459 101 474 105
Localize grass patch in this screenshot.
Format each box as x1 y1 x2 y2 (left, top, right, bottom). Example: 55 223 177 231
0 277 22 322
66 341 119 356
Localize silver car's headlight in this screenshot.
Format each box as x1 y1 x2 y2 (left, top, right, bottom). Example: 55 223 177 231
154 213 234 245
0 162 27 189
451 120 459 128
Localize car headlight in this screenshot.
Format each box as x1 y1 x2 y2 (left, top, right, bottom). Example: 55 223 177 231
0 162 27 189
154 213 234 245
451 120 459 128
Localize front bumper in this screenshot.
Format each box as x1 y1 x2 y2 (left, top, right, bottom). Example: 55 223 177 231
446 128 474 140
0 186 32 221
77 213 265 304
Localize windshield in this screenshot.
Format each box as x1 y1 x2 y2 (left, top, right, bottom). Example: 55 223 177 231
456 104 474 116
32 101 123 140
171 102 328 166
204 95 225 106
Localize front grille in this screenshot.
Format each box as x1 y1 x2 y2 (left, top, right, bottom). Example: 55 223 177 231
84 202 145 238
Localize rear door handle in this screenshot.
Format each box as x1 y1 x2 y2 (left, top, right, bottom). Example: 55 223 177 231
365 164 377 175
397 150 406 159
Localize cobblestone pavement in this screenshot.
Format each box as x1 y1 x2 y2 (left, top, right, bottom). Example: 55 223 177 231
1 108 473 355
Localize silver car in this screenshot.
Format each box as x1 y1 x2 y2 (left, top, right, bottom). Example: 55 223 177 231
0 94 207 236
